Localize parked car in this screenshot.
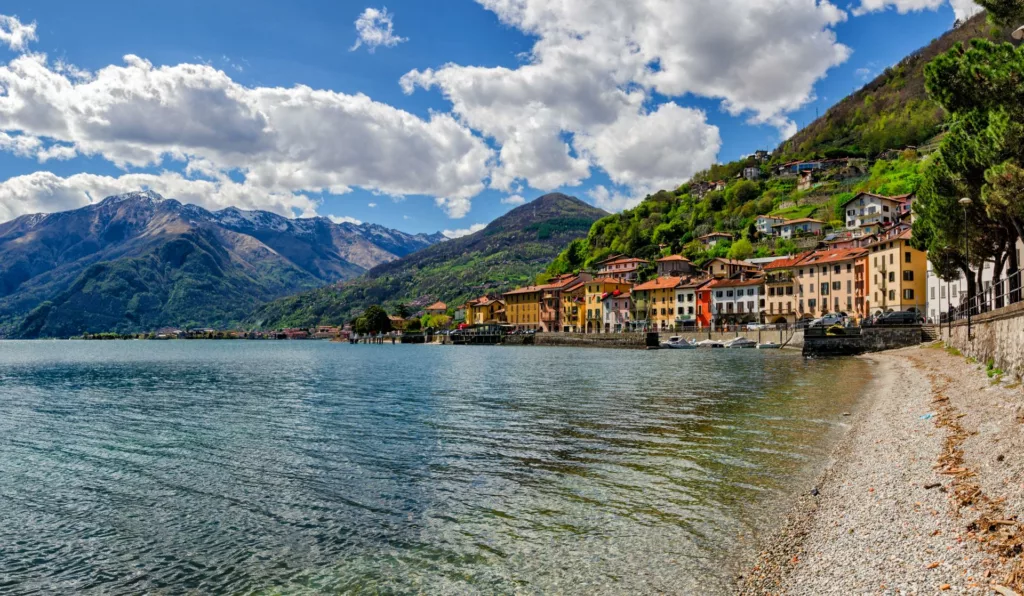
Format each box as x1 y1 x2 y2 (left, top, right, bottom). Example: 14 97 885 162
809 313 846 328
746 323 765 330
875 311 924 326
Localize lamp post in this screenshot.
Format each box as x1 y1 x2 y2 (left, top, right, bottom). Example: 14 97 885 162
959 197 973 341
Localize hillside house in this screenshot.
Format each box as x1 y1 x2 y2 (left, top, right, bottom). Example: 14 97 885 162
772 218 825 239
597 256 648 282
656 255 697 277
698 232 733 248
743 167 762 181
705 258 759 279
424 301 447 316
756 215 787 236
841 192 905 233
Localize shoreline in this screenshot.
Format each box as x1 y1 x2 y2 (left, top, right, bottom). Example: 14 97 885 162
739 345 1024 595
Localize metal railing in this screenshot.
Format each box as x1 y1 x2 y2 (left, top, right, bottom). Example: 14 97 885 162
948 268 1023 322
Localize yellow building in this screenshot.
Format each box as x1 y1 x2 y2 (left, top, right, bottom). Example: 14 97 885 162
582 277 633 333
503 286 544 330
632 276 683 331
464 296 505 325
864 228 927 315
560 279 587 333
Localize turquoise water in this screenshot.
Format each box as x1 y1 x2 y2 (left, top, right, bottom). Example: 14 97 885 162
0 341 869 594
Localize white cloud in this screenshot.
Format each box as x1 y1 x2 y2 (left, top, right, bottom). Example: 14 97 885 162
501 194 527 205
442 223 486 239
0 14 36 52
0 170 319 224
852 0 982 20
367 202 377 208
328 214 362 225
586 185 643 213
351 7 407 52
403 0 850 198
0 50 492 221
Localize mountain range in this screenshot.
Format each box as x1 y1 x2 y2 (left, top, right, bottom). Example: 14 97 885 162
249 193 607 329
0 191 444 338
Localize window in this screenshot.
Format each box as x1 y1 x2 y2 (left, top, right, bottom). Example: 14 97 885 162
847 263 852 272
786 287 794 296
747 301 755 311
822 267 828 275
727 290 734 297
873 257 878 267
769 287 776 297
941 286 946 299
716 291 723 298
820 283 829 295
847 280 852 293
832 281 841 291
889 290 896 301
798 269 804 277
834 265 841 274
889 254 894 265
688 307 694 315
903 270 914 281
903 289 915 300
905 251 911 263
888 272 896 283
747 288 755 296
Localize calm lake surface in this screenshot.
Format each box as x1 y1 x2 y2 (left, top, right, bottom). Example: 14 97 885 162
0 341 871 595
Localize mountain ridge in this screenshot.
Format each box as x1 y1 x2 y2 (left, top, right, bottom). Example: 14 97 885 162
0 192 444 337
249 193 607 329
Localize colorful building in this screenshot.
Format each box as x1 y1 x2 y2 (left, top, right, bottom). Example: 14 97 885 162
797 247 870 319
675 278 713 328
584 278 633 333
632 276 683 331
424 301 447 316
560 279 587 333
772 218 826 239
864 228 927 315
601 291 632 333
538 273 593 332
698 232 733 248
464 296 506 326
503 286 545 330
763 253 809 324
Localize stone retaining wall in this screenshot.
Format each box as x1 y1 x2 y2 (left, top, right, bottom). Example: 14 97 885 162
941 301 1024 381
803 327 923 356
531 333 651 349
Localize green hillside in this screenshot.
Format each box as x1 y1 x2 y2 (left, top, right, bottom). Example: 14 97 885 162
249 193 607 329
776 13 1006 161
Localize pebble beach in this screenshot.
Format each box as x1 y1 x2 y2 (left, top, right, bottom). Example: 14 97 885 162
741 344 1024 595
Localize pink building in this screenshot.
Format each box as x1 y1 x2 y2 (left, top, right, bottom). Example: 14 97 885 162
601 291 632 333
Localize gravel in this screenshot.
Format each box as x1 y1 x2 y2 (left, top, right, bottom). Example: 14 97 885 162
740 345 1024 595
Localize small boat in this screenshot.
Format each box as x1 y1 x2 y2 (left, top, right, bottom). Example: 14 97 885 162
725 337 758 349
695 339 726 349
757 342 782 350
663 337 697 349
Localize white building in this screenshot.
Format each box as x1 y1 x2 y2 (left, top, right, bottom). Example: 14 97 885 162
756 215 787 236
772 218 826 239
842 192 906 232
710 277 765 323
926 238 1024 323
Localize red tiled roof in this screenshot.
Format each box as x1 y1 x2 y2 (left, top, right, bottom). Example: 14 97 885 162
698 232 733 239
425 301 447 311
656 254 691 262
633 276 683 291
503 286 546 296
589 277 633 286
800 247 869 265
763 252 812 270
707 258 758 268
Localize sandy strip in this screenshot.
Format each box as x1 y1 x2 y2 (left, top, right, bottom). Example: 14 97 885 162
740 345 1024 595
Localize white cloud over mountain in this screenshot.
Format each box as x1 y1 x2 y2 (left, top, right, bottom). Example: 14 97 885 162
0 50 491 220
853 0 981 20
442 223 486 239
403 0 850 201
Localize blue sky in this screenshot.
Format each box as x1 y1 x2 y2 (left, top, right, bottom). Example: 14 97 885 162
0 0 979 236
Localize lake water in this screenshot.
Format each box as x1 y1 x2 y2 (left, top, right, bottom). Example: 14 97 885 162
0 341 871 595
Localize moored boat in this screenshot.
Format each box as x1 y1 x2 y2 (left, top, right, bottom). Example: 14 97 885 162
725 337 757 349
757 342 782 349
695 339 725 349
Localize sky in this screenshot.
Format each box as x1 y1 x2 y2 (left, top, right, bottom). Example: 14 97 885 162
0 0 983 237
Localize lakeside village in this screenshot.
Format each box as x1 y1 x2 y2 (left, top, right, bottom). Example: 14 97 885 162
95 182 1022 345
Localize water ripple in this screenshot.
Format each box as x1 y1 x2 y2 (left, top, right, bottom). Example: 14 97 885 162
0 340 869 595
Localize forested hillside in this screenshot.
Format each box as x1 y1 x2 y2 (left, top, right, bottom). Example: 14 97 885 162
249 194 606 329
775 13 1006 161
